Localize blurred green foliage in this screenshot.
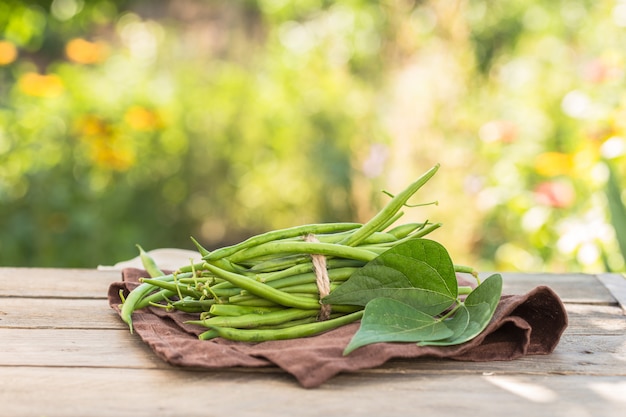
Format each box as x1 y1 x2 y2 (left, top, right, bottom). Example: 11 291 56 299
0 0 624 271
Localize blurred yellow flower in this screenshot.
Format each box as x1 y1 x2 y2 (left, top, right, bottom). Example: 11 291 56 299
90 136 135 171
0 41 18 65
534 152 573 177
18 72 64 97
65 38 109 64
572 141 600 177
124 106 162 131
75 115 111 137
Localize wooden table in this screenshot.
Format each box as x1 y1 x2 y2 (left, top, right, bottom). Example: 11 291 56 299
1 268 625 417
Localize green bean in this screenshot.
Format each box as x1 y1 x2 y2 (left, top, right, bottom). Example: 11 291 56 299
135 288 176 310
136 245 165 278
255 313 346 329
203 222 362 261
228 291 318 305
376 211 405 234
386 222 428 239
170 298 217 313
264 267 357 290
339 163 440 247
302 230 397 245
229 298 280 307
189 236 210 257
246 254 310 273
371 223 443 248
202 262 322 310
187 308 320 329
279 282 340 294
198 310 364 343
208 304 282 317
120 272 192 333
227 241 379 264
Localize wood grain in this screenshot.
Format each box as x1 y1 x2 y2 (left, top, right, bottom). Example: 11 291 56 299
1 268 625 417
0 367 623 417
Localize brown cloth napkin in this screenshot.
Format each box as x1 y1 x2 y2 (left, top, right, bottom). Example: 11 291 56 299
108 268 568 388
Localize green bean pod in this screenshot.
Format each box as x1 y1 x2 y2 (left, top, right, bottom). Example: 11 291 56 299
187 308 320 329
203 222 362 261
339 163 440 247
198 310 364 342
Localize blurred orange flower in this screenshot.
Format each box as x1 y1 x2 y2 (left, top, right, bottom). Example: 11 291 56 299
65 38 109 64
124 106 162 131
0 41 18 65
534 181 575 208
18 72 64 97
534 152 573 177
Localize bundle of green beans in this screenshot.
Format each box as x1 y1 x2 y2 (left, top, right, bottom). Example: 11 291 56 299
120 164 474 342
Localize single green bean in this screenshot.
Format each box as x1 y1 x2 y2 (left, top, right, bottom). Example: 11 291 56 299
136 245 165 278
255 313 346 329
339 164 440 247
229 298 281 307
170 298 217 313
198 310 364 343
189 236 210 257
187 308 320 329
208 304 283 317
279 282 340 294
228 291 318 305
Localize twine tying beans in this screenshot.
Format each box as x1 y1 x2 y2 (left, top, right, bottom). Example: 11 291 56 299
304 234 332 321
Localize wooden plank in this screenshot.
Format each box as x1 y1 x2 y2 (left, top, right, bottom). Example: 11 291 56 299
563 304 626 335
597 273 626 312
1 326 624 376
385 333 626 376
0 298 122 329
0 367 623 417
0 328 164 369
0 268 120 298
495 272 616 304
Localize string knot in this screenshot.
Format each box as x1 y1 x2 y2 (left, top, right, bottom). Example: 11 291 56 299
304 234 332 321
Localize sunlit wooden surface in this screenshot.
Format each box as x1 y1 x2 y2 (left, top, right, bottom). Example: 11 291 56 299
1 268 624 417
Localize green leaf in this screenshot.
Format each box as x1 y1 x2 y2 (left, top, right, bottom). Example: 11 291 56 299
420 273 502 346
343 298 454 355
323 239 458 316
